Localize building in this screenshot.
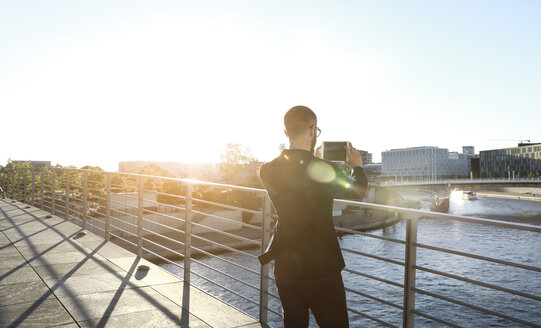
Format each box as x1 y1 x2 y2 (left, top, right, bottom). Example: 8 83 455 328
381 146 470 180
461 146 480 178
358 150 373 165
480 143 541 178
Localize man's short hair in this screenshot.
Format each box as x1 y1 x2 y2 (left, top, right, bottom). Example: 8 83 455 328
284 105 317 138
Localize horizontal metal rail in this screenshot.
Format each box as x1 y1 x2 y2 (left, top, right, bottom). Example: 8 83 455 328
190 257 260 291
190 233 258 259
192 197 262 216
266 306 282 318
142 199 187 213
142 208 186 224
109 231 138 247
343 267 404 288
109 183 137 191
150 189 187 201
335 226 406 244
108 198 139 208
142 237 186 259
191 208 262 231
341 247 405 266
109 215 138 230
189 221 261 246
188 269 260 306
142 216 186 235
415 265 541 302
347 306 398 328
336 199 541 233
416 242 541 273
141 227 185 247
413 287 540 327
110 208 138 219
85 220 105 232
189 244 260 276
345 287 403 310
267 290 280 300
412 310 461 328
142 247 185 270
109 223 138 238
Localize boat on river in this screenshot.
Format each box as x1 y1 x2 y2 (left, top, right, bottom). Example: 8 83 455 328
462 191 478 201
430 195 449 213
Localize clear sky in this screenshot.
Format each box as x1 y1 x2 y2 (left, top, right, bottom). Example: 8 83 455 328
1 0 540 172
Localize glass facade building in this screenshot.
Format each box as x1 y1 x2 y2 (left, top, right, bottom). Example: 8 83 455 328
382 146 469 179
480 143 541 178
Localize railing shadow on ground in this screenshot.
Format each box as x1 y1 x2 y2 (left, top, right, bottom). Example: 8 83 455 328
0 201 197 327
1 166 540 327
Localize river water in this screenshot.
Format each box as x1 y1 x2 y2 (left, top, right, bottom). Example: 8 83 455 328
160 191 541 327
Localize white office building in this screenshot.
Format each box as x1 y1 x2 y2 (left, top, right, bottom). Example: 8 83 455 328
382 146 470 179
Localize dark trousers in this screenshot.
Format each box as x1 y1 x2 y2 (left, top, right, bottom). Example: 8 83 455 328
275 273 349 328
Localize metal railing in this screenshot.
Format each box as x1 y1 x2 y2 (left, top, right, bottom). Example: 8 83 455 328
1 165 540 327
383 177 541 186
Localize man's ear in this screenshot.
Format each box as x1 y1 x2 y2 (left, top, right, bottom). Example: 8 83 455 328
284 128 288 138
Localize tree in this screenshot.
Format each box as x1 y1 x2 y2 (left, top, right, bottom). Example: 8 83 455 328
219 143 258 184
220 143 257 165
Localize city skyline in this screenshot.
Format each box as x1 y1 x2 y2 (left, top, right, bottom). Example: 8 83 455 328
1 1 540 172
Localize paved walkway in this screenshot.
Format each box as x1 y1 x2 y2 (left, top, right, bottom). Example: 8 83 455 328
0 199 263 328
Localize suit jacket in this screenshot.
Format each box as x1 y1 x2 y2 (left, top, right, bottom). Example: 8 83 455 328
259 149 368 281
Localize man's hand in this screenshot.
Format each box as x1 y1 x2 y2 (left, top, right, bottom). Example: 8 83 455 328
346 143 363 168
315 145 323 158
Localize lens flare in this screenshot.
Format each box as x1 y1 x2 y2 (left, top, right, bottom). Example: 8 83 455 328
308 161 336 183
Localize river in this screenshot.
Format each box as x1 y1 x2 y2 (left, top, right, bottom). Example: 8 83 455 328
160 190 541 327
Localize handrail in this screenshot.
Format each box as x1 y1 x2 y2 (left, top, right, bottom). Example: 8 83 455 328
2 165 540 328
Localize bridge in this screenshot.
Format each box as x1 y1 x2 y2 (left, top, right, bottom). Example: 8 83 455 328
1 166 540 327
380 178 541 189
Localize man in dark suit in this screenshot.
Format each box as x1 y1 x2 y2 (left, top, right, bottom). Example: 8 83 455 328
259 105 367 327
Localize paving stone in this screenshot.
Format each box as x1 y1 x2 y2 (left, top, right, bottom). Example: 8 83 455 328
0 298 75 328
0 264 41 285
58 286 180 322
0 253 27 268
78 238 136 258
48 323 79 328
32 257 126 279
106 256 181 285
0 245 21 257
152 282 258 328
0 233 10 246
15 239 93 258
1 201 261 328
78 307 211 328
43 271 149 297
27 250 106 266
0 281 53 307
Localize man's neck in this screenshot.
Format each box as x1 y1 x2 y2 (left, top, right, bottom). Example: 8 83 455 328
288 141 311 152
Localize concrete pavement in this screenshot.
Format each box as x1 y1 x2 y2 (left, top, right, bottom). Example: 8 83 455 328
0 199 265 328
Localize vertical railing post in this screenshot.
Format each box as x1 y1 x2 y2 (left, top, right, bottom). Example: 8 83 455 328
17 168 21 201
82 171 88 230
52 169 56 215
65 169 70 219
137 176 144 257
105 173 111 241
23 167 28 203
12 169 16 199
259 193 272 325
403 217 418 328
40 168 45 210
31 168 35 206
184 183 193 284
